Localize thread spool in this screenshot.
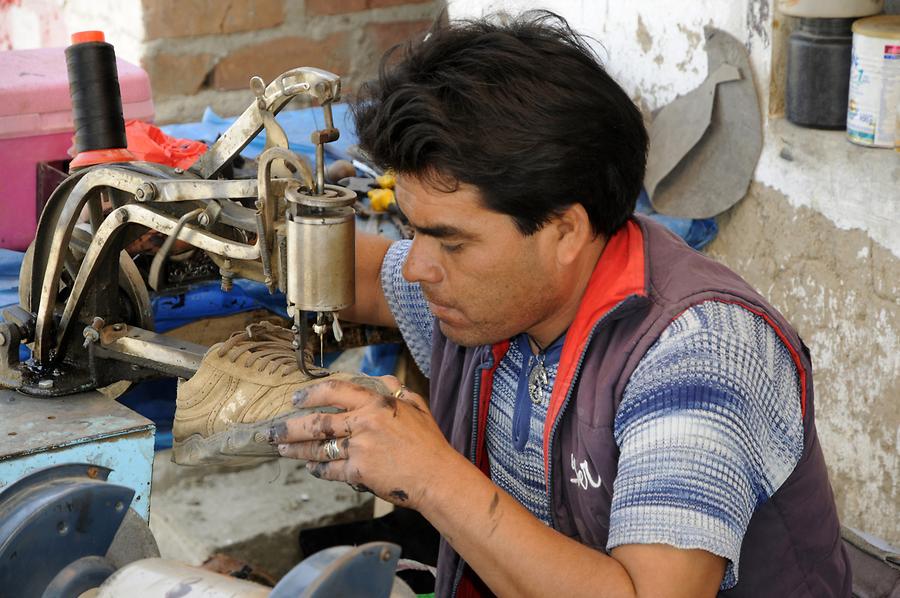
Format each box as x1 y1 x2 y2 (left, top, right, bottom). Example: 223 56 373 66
65 30 134 168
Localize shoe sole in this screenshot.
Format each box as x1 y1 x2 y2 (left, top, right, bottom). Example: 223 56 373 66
172 407 341 467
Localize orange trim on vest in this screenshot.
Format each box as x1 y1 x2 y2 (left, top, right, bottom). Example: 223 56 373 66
542 220 646 484
475 340 511 475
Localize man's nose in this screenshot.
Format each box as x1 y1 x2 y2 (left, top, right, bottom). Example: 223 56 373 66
402 237 443 284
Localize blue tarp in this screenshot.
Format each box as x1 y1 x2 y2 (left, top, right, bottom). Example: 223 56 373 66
0 250 21 317
0 250 30 361
162 103 358 165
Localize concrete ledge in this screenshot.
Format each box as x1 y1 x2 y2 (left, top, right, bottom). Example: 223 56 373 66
149 450 373 578
756 117 900 258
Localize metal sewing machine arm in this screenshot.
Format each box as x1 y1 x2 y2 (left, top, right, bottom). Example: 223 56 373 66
0 67 355 397
193 67 341 180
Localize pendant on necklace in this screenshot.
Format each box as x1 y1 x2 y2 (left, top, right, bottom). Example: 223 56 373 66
528 360 549 404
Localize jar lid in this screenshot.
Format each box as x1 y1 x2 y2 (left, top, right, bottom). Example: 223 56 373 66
778 0 883 18
853 15 900 39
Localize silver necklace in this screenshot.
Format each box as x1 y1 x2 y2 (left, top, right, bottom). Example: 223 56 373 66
526 333 557 404
527 353 550 404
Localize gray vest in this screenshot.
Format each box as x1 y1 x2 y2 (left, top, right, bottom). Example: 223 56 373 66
428 216 851 597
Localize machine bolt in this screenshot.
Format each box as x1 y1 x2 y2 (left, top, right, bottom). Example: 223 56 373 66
198 212 211 227
83 317 105 348
174 167 184 174
380 548 392 562
220 259 234 292
135 182 157 202
38 379 54 390
0 332 6 346
82 328 99 347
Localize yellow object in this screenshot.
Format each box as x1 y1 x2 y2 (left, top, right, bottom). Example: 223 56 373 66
368 188 396 212
376 170 396 189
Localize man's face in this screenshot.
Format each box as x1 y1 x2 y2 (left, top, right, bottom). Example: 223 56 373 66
395 175 564 347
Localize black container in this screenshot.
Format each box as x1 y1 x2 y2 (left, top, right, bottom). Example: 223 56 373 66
786 18 855 129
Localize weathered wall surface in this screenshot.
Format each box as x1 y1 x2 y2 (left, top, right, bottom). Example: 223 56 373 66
707 183 899 544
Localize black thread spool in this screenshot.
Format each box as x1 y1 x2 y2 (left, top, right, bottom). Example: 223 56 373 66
65 31 129 156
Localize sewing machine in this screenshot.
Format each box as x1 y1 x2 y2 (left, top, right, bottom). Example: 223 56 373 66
0 65 417 595
0 66 355 396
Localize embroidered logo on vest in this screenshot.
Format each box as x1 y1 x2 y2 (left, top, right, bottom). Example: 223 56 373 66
569 454 602 490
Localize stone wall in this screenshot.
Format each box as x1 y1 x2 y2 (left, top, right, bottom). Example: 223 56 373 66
0 0 444 123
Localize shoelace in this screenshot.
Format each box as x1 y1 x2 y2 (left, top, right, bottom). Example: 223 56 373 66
215 322 321 377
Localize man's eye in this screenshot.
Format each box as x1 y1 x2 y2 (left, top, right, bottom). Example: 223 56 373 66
441 243 463 254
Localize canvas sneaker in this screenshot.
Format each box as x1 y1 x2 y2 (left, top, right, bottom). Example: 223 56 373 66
172 321 385 466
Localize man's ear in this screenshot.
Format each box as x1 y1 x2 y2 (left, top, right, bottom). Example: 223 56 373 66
552 204 595 266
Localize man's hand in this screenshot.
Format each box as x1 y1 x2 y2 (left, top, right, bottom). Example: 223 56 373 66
269 375 726 598
269 375 454 509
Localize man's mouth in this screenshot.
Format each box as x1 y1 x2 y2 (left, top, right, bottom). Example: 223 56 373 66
423 292 459 320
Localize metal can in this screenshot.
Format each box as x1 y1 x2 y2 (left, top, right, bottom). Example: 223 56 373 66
786 18 855 129
847 15 900 147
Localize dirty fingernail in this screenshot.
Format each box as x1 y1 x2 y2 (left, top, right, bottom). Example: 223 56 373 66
277 444 288 455
305 462 321 478
292 389 308 407
267 422 287 444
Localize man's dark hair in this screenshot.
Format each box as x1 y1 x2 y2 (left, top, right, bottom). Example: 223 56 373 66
352 10 648 237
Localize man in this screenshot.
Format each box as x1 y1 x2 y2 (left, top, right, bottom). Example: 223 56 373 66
270 11 851 597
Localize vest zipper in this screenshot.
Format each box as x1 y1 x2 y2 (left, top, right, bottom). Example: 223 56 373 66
545 296 638 533
450 350 493 598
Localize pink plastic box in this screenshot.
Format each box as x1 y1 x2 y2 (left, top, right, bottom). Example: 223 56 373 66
0 47 154 250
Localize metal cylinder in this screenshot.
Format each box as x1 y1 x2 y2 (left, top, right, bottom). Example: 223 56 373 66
287 208 355 312
95 558 270 597
786 18 855 129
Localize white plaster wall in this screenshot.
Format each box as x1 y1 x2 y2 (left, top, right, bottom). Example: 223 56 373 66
448 0 900 258
448 0 773 117
0 0 144 63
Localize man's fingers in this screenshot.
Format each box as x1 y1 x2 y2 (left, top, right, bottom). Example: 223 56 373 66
268 409 354 443
347 375 391 396
375 375 428 412
292 378 380 411
305 459 346 482
277 437 351 461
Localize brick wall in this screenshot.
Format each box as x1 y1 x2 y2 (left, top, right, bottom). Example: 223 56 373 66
0 0 443 123
140 0 442 122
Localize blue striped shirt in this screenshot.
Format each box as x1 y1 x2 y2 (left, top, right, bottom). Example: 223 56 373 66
380 240 804 589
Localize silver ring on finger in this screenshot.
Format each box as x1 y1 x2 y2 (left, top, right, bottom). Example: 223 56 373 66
323 438 340 461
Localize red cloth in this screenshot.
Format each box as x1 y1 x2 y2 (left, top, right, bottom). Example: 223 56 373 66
124 120 207 169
